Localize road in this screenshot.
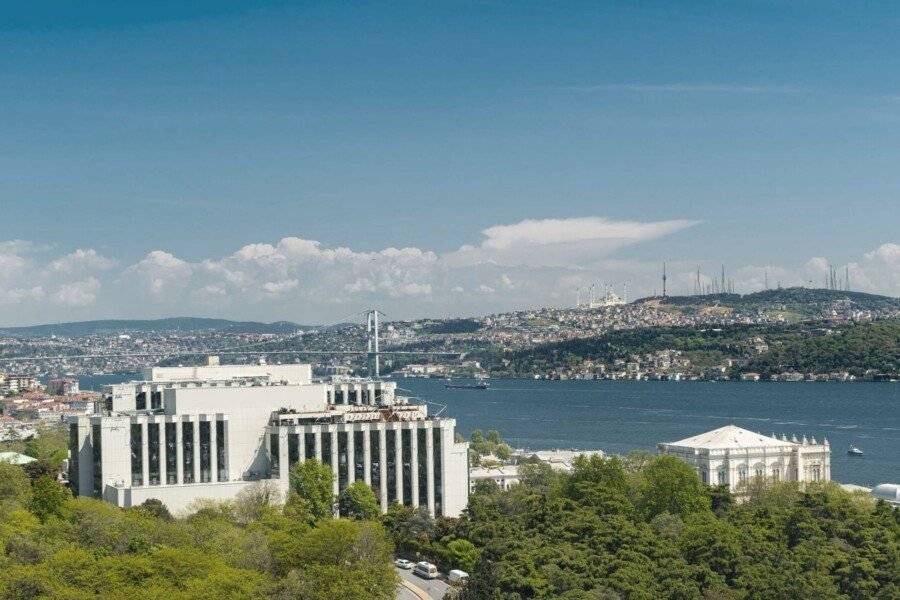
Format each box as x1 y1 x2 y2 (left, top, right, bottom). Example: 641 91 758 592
396 567 450 600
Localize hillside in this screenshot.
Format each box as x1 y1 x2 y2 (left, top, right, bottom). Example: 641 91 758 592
648 287 900 316
497 318 900 378
0 317 307 337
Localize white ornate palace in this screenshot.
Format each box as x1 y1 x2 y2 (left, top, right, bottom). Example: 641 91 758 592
68 359 470 515
658 425 831 493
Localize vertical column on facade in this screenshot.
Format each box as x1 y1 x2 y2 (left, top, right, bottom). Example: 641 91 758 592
425 423 435 515
330 426 339 496
278 429 289 481
795 448 804 484
440 427 453 508
394 423 403 505
192 419 201 484
378 426 388 511
209 417 218 482
175 420 184 484
221 420 229 481
140 420 150 487
410 423 419 507
158 420 167 485
314 430 322 461
362 427 371 485
346 425 355 485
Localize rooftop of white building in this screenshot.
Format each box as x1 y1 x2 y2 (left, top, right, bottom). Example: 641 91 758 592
664 425 797 449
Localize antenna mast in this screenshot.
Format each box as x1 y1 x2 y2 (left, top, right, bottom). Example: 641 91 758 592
662 262 667 298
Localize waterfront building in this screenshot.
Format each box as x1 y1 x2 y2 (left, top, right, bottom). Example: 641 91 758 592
48 377 80 395
67 358 469 515
658 425 831 493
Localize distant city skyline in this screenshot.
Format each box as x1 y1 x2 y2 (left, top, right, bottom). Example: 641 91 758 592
2 2 899 324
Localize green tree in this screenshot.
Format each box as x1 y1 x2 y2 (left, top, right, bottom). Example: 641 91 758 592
27 476 71 522
636 455 710 520
287 459 334 522
447 538 479 572
0 462 33 508
338 481 380 520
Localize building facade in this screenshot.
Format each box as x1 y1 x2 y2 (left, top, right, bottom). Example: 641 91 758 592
68 359 469 516
658 425 831 493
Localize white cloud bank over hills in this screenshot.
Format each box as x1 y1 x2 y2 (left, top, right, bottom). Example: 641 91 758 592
1 221 899 326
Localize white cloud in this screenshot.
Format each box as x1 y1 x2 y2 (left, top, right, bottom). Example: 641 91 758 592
448 217 699 267
53 277 101 307
2 231 898 325
262 279 299 296
865 243 900 265
50 249 116 273
123 250 194 300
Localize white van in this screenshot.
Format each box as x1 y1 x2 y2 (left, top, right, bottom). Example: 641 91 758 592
414 561 439 579
449 569 469 583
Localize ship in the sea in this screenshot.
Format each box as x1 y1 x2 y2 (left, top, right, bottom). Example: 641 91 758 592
847 444 864 457
445 378 489 390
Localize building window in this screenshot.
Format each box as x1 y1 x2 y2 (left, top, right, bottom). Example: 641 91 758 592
269 433 280 477
69 424 79 495
401 429 412 506
737 466 747 483
362 389 370 404
92 424 102 496
717 469 727 485
334 390 344 405
130 424 143 487
354 430 365 482
199 421 211 483
150 391 162 410
148 423 160 485
386 429 397 504
337 432 349 490
216 420 227 482
812 465 821 481
374 388 383 404
700 469 708 484
326 390 332 404
348 390 358 404
165 423 177 484
288 433 300 468
771 467 780 482
135 392 146 410
305 432 316 461
370 431 381 499
182 423 195 484
754 466 765 479
417 428 428 503
433 428 443 516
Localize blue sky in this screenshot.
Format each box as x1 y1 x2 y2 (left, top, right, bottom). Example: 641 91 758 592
2 2 900 324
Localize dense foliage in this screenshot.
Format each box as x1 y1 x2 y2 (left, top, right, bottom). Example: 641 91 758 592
498 319 900 377
451 455 899 599
0 459 397 599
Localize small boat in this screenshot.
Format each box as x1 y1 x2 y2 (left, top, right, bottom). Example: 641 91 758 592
445 380 489 390
847 445 864 457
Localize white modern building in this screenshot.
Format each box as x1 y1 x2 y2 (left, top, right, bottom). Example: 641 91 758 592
68 359 469 516
658 425 831 493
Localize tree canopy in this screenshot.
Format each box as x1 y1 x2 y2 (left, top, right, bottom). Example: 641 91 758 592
0 461 397 599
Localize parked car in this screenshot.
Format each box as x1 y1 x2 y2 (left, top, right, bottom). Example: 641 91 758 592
394 558 414 570
413 561 439 579
449 569 469 583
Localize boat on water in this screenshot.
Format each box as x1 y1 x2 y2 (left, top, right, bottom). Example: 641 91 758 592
445 380 489 390
847 445 864 457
